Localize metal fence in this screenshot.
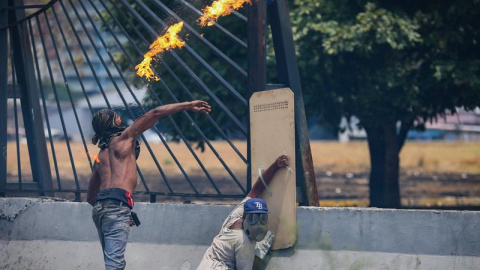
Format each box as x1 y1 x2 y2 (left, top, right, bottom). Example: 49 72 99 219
1 0 256 202
1 0 317 205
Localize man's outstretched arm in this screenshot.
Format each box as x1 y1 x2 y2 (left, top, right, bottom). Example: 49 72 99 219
247 154 289 198
121 101 211 139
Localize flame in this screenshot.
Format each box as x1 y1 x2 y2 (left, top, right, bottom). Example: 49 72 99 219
135 56 158 82
92 154 100 164
198 0 252 27
84 152 100 164
135 22 185 81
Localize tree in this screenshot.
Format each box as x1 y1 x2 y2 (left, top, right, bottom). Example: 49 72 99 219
289 0 480 207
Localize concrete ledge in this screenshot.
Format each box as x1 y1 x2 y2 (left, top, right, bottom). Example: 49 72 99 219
1 198 479 270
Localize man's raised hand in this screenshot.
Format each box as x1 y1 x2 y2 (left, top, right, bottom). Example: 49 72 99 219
275 154 289 168
189 100 211 115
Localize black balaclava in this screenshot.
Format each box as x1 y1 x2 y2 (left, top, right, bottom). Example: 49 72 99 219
91 109 126 149
91 109 141 159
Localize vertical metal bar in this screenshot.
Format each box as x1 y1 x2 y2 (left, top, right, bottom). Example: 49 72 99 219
11 48 22 190
247 0 267 193
0 1 8 196
248 0 267 94
27 18 62 191
268 0 318 206
10 0 53 196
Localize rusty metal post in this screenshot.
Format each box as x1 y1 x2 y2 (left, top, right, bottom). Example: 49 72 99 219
268 0 319 206
247 0 267 193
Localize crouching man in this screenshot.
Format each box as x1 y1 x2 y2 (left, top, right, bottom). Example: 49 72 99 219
196 154 289 270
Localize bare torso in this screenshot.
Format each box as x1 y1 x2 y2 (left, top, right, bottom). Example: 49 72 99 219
87 101 211 206
96 136 138 194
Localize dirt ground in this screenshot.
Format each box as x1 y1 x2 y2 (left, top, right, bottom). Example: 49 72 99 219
5 141 480 209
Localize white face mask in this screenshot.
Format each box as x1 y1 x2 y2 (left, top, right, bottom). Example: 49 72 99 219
243 213 268 241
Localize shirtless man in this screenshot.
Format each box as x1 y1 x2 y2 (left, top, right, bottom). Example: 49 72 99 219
87 101 211 270
196 154 289 270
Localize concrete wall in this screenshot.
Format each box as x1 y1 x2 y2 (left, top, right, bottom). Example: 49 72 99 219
1 198 479 270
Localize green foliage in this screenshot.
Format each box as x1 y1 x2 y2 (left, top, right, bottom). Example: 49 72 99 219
316 3 422 54
290 0 480 131
289 0 480 207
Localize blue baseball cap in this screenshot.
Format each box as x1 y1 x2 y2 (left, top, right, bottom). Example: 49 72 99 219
244 198 268 214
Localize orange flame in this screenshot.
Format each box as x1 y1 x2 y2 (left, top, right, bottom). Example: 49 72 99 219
92 155 100 164
135 22 185 81
199 0 252 27
84 152 100 164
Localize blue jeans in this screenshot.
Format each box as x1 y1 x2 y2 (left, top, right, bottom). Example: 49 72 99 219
92 201 132 270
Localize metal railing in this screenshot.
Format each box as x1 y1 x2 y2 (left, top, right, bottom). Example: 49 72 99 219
1 0 251 202
1 0 318 206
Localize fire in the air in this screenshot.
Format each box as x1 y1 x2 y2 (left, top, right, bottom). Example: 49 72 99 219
135 22 185 81
199 0 252 26
136 0 252 81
